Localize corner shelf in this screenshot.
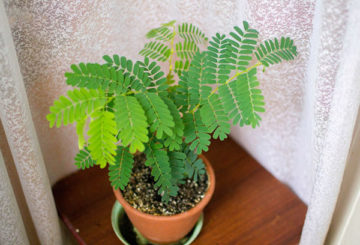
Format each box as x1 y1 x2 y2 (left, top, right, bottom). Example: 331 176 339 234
53 138 307 244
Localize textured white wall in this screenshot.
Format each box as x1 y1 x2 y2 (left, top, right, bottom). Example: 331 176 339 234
4 0 315 203
231 1 315 203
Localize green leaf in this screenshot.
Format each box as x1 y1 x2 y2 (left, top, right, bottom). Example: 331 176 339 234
161 20 176 27
74 147 96 170
175 72 191 112
145 141 178 203
166 71 176 86
174 59 190 77
236 68 265 128
175 40 199 60
218 76 248 126
65 63 125 92
204 33 233 85
200 93 231 140
76 117 86 149
114 95 149 153
139 41 171 62
137 57 168 93
255 37 297 67
108 146 134 190
135 92 174 139
46 88 107 128
88 110 117 168
183 144 205 182
146 26 175 42
183 111 211 154
178 23 208 44
177 52 211 112
227 22 259 71
219 88 240 126
168 151 186 185
187 52 212 107
103 55 113 64
103 55 150 91
217 67 265 128
161 96 184 151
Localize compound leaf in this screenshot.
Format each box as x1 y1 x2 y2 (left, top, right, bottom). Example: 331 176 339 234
160 96 184 151
74 147 96 170
200 93 231 140
205 33 233 85
255 37 297 67
146 26 175 42
47 88 106 128
168 151 186 185
88 110 117 168
226 21 259 71
139 41 171 62
183 144 205 182
108 146 134 190
178 23 208 44
145 141 178 203
183 111 211 154
103 55 150 91
175 40 199 60
65 63 125 93
135 92 174 139
114 95 149 153
236 68 265 127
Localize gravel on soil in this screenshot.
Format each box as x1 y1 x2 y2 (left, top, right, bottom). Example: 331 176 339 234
121 153 209 216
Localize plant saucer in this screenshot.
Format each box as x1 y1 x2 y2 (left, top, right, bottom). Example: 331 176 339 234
111 201 204 245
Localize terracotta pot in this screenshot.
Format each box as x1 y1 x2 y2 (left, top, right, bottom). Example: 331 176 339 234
113 155 215 244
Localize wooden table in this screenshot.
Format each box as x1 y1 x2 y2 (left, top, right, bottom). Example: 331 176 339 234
53 138 307 245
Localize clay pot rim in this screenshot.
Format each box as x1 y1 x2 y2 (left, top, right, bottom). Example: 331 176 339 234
113 154 215 221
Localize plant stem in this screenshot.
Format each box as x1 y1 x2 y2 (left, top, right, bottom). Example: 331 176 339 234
125 90 140 95
168 24 176 73
106 90 140 108
107 96 115 104
189 62 261 113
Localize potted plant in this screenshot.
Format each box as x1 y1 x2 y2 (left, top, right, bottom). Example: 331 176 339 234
47 20 297 244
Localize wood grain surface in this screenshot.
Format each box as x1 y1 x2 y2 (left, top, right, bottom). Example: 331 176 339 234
53 138 307 245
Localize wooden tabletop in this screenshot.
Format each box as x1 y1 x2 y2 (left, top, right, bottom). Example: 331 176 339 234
53 138 307 245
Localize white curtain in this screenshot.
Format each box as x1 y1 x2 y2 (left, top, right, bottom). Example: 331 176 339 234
0 149 29 244
0 1 62 244
1 0 359 244
298 1 360 244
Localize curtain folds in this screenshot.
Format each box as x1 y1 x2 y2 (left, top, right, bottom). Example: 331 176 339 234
300 0 360 244
0 1 62 244
0 0 359 244
0 150 29 244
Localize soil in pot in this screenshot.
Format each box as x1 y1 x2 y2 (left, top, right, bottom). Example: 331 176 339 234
121 154 209 216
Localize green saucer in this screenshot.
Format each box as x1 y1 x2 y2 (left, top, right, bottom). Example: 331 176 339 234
111 201 203 245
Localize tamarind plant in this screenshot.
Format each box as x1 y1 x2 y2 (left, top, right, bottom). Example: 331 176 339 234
47 20 297 202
